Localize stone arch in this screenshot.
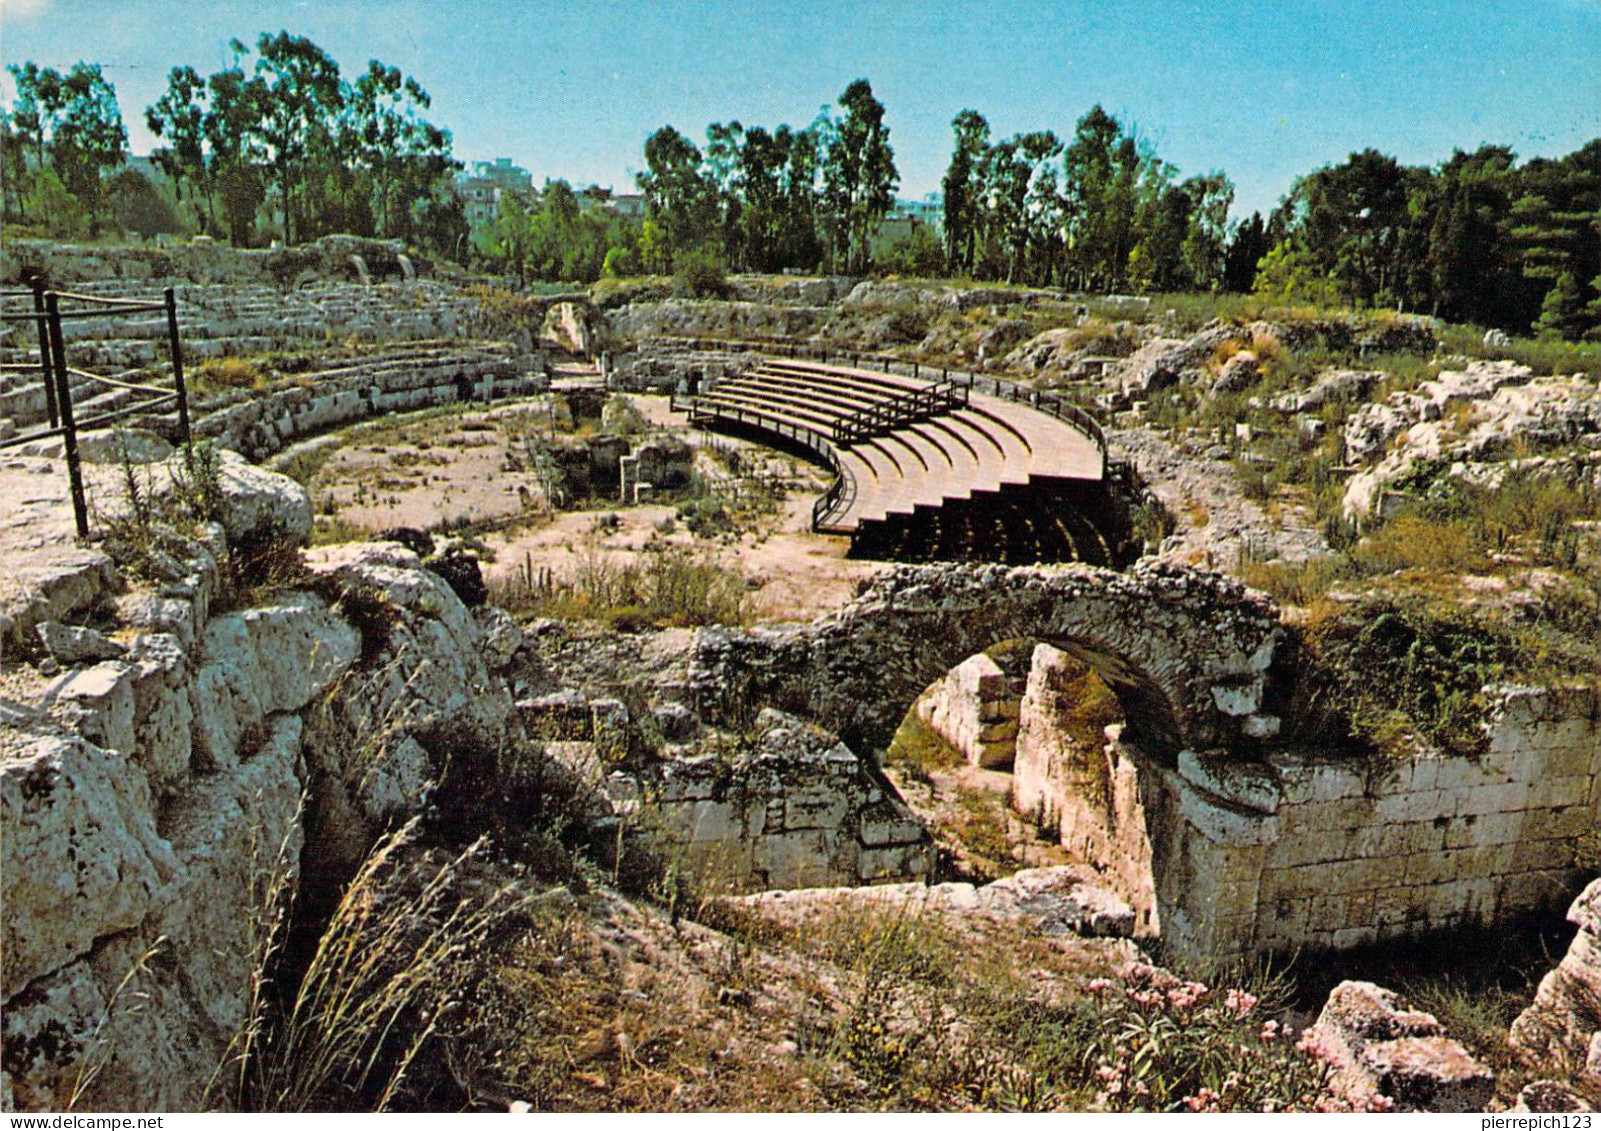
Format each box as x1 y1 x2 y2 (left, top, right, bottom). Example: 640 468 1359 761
691 560 1283 758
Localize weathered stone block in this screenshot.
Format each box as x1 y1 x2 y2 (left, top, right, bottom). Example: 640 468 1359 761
1 735 178 999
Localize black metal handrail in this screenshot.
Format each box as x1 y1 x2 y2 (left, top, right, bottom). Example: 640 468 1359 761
831 378 968 446
0 284 191 537
640 333 1107 462
671 390 858 531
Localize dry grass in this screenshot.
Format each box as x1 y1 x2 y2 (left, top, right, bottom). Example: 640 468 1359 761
488 544 750 630
212 821 525 1112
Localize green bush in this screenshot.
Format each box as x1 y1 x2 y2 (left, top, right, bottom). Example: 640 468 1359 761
670 248 730 299
1294 597 1528 757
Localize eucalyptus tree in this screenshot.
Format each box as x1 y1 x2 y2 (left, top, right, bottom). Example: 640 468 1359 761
5 60 126 232
941 109 991 275
821 79 898 273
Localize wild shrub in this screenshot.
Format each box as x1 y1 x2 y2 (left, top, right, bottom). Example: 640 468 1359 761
1292 595 1528 757
670 249 730 299
192 356 270 395
1073 966 1378 1112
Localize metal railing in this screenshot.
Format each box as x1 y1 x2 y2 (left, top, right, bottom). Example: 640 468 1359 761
0 283 191 537
671 390 858 532
641 333 1108 462
830 378 968 446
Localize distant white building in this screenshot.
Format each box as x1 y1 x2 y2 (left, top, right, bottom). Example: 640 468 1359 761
892 193 944 234
455 158 535 227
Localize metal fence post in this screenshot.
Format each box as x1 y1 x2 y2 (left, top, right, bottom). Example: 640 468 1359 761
32 282 58 429
46 293 88 538
164 287 192 447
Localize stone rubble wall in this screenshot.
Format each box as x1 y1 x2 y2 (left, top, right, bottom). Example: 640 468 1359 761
913 652 1018 768
518 694 933 892
639 738 932 891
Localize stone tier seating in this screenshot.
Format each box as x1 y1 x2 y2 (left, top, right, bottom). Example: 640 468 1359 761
687 359 1110 564
0 281 538 456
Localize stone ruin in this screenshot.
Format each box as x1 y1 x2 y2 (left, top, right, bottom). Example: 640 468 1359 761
680 562 1600 959
1 245 1597 1111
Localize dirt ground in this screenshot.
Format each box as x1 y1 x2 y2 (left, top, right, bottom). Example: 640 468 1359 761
281 394 884 623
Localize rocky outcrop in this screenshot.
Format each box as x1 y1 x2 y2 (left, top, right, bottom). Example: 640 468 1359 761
0 462 525 1110
1337 361 1601 520
1510 879 1601 1088
1311 981 1494 1112
605 298 826 343
730 864 1135 938
1 235 421 290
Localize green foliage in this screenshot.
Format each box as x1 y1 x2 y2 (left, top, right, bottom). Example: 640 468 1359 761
137 33 459 248
1294 596 1530 757
669 247 730 299
4 60 128 234
107 168 179 237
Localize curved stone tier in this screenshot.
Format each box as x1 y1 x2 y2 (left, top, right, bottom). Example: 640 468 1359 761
685 358 1120 565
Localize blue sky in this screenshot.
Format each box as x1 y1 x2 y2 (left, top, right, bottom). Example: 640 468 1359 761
3 0 1599 219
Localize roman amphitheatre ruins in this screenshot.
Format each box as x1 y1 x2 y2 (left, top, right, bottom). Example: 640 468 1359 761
1 236 1597 1112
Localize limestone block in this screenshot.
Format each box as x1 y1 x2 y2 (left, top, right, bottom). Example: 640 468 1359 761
857 799 925 848
114 594 197 649
1178 749 1281 813
126 634 192 797
590 698 629 762
1 735 178 998
201 449 313 546
686 798 753 844
1377 820 1448 858
916 652 1016 768
1209 676 1264 717
754 829 843 889
1313 981 1494 1112
1527 774 1596 810
781 782 851 831
1174 775 1280 847
52 661 137 753
858 842 933 882
518 691 592 740
1268 752 1366 806
979 868 1137 937
190 594 358 771
36 621 125 665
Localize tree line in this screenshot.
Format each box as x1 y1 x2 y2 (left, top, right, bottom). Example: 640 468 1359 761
3 33 466 255
478 78 899 284
3 44 1597 339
